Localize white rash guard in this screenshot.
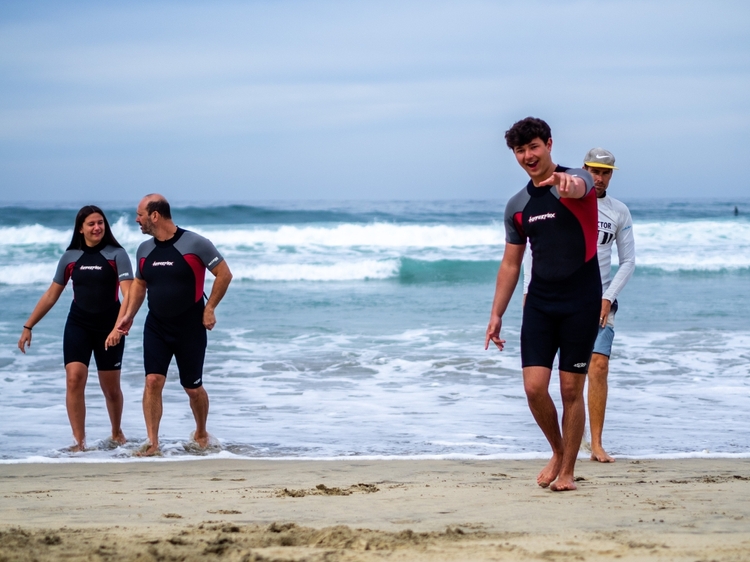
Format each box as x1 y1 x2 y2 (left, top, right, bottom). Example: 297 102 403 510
523 193 635 304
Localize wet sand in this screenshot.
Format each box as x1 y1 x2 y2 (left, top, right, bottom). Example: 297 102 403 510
1 457 749 560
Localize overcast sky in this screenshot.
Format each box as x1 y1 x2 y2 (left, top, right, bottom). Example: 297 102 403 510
1 0 748 203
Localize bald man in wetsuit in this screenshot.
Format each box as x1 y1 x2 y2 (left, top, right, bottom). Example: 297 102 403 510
117 194 233 456
485 117 599 492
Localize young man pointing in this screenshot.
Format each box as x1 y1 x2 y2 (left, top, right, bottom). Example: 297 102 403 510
485 117 599 491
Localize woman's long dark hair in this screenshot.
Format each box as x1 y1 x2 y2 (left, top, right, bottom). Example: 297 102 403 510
67 205 123 250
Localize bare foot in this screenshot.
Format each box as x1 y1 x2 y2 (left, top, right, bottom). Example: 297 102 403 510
189 430 210 449
64 442 86 453
537 455 562 488
111 430 127 446
134 442 161 457
550 475 577 492
590 446 615 463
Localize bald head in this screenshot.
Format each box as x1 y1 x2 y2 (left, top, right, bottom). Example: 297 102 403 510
141 194 171 219
136 194 176 239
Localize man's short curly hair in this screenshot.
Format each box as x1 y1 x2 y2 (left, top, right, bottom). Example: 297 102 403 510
504 117 551 149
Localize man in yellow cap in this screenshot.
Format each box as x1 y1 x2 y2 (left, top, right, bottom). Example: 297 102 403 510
582 148 636 462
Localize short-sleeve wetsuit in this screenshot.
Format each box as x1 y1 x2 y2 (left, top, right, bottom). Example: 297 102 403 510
503 165 601 374
521 192 636 357
136 228 224 388
53 241 134 370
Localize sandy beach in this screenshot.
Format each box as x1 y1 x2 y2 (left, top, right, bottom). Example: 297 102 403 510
0 457 748 560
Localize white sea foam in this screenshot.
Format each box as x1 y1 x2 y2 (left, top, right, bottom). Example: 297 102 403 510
109 215 145 245
3 450 750 464
191 223 502 249
230 259 400 281
633 220 750 271
2 314 750 460
0 225 69 246
2 220 750 283
0 262 59 285
2 202 748 462
0 452 587 464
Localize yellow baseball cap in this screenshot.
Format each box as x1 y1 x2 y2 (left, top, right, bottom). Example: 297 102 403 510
584 148 618 169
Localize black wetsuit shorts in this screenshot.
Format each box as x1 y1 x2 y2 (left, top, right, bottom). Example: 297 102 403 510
143 301 207 389
63 302 124 371
520 258 601 374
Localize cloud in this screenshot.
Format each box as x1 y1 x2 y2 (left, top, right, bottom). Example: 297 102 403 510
0 0 749 201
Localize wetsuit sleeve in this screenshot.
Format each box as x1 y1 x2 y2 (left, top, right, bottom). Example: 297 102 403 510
52 250 80 286
135 241 152 280
604 204 636 302
567 168 595 198
188 234 224 271
503 190 528 245
113 248 134 281
522 245 532 295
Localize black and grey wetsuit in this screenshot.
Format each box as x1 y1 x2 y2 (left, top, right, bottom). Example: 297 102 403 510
53 242 134 370
135 228 224 388
503 166 601 374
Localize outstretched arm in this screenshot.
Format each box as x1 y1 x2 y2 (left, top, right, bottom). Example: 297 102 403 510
485 243 525 351
539 172 587 198
203 260 233 330
18 282 65 353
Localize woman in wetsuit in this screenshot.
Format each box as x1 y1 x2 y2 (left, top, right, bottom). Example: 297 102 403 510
17 206 133 452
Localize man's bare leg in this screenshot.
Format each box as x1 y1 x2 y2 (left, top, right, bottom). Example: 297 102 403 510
65 362 89 452
185 386 210 448
550 371 587 491
523 366 563 487
97 370 126 445
138 374 165 456
588 353 615 463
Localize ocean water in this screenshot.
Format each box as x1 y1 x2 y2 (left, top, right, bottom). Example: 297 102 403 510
0 199 748 462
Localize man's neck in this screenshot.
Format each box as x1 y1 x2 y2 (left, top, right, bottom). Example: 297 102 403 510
154 221 178 242
531 161 557 187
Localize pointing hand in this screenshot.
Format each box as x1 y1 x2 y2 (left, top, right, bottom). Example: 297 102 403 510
539 172 580 197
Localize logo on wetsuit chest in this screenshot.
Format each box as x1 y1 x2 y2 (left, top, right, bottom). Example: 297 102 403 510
528 212 556 223
151 261 174 266
79 265 103 271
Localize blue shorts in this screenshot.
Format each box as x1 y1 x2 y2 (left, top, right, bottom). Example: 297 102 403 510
592 325 615 357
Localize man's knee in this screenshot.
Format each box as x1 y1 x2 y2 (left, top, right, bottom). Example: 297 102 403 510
524 381 546 401
184 385 207 400
145 374 166 392
559 372 585 403
523 367 551 400
589 353 609 380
